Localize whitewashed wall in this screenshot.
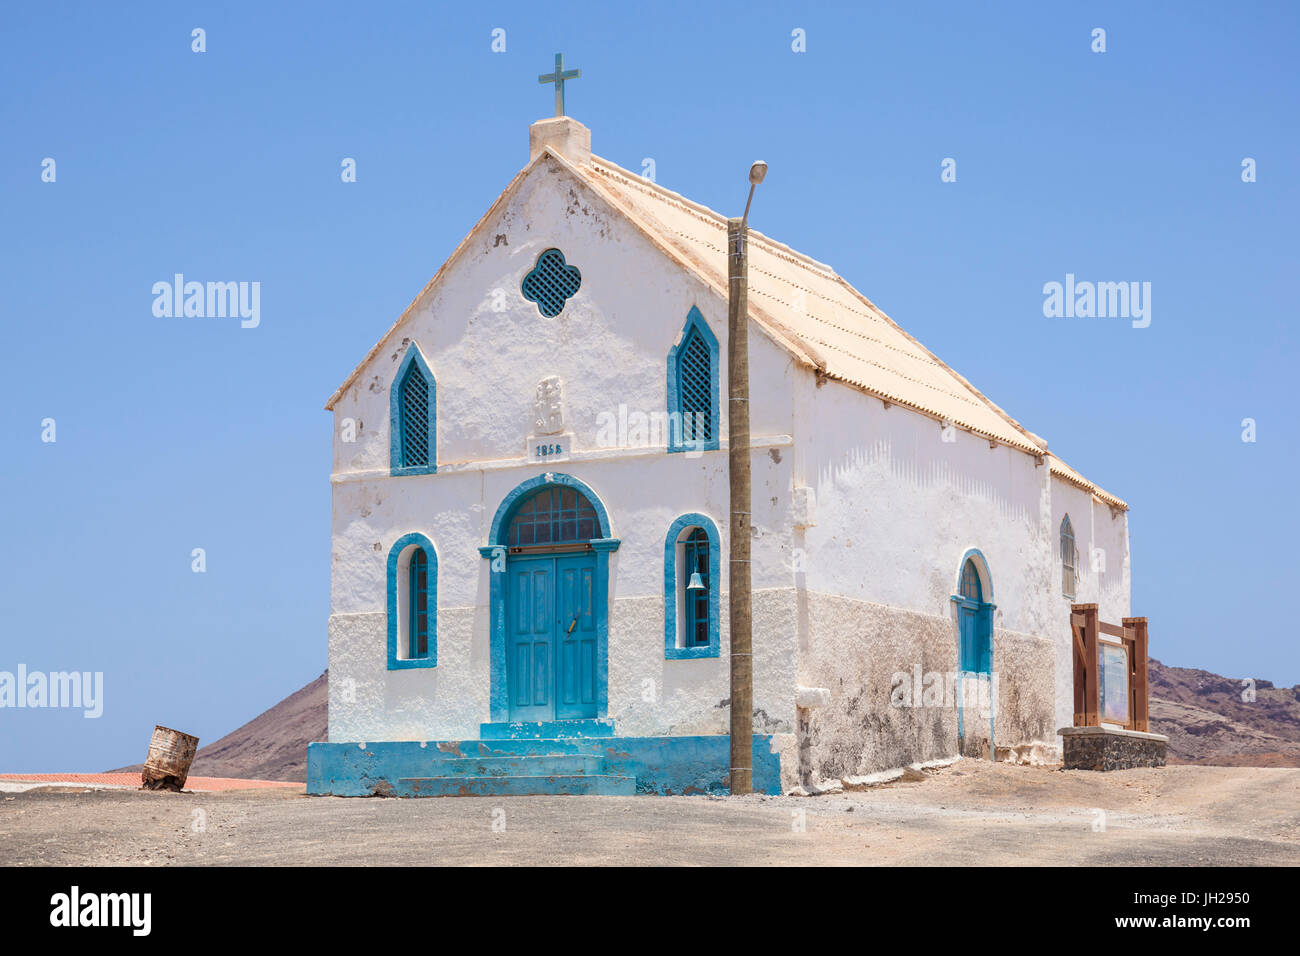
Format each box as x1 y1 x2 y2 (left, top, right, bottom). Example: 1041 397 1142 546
788 365 1132 759
1048 477 1132 735
325 154 800 743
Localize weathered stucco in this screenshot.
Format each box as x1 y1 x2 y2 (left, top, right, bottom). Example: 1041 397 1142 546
322 125 1131 787
795 592 1056 784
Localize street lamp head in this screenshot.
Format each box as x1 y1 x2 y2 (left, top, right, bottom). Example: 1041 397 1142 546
748 161 768 185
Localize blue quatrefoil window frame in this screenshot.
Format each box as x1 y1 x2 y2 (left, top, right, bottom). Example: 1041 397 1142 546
522 248 581 317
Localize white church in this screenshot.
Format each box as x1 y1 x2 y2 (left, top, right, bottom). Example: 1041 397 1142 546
306 96 1132 796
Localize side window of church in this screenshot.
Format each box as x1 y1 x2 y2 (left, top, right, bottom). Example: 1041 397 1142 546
386 534 437 669
1060 516 1076 599
390 347 436 476
399 362 430 467
664 515 720 659
408 548 430 659
668 307 719 452
682 528 710 647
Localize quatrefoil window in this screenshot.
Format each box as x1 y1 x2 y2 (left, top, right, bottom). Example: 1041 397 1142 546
522 248 582 317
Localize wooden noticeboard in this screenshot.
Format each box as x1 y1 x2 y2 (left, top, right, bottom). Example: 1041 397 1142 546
1071 604 1149 732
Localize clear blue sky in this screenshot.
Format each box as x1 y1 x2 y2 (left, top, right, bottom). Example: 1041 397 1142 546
2 2 1296 772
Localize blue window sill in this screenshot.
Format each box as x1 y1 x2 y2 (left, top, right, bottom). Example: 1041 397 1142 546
391 464 438 477
665 644 719 660
388 656 437 670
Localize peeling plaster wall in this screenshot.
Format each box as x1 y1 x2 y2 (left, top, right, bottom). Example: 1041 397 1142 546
325 153 801 744
797 592 1055 782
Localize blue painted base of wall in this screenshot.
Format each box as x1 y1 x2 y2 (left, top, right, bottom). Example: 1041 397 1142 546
306 734 782 797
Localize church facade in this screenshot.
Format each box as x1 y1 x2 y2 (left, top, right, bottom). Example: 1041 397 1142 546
306 115 1131 796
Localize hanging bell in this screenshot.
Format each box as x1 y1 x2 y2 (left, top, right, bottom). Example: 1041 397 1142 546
687 571 705 591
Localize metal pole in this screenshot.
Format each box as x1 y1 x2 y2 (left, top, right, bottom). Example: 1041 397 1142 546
727 214 753 795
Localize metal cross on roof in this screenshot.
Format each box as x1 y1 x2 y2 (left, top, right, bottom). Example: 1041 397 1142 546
538 53 580 117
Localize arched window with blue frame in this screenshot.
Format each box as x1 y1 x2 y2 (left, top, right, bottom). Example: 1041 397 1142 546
387 532 437 669
1060 515 1077 599
667 307 720 453
664 513 721 659
390 345 437 476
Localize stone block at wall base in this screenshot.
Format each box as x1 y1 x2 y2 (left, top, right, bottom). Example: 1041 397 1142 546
1059 726 1167 771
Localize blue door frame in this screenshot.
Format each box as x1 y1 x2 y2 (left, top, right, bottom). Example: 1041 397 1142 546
479 473 620 724
951 551 996 751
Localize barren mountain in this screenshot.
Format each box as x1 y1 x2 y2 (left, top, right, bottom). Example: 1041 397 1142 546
1148 658 1300 767
111 672 326 782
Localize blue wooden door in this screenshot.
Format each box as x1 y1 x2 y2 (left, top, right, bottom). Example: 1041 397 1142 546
959 604 978 673
506 553 598 721
555 553 597 719
507 557 554 721
959 604 992 674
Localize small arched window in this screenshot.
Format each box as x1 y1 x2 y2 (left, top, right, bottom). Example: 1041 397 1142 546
387 533 437 669
1060 515 1076 599
683 528 710 648
667 307 720 453
408 548 430 659
664 514 721 659
390 346 437 476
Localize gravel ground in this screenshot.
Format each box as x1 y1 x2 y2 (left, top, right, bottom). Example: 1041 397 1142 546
2 762 1297 866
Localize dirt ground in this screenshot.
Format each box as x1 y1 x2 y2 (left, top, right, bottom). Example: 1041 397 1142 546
2 761 1297 866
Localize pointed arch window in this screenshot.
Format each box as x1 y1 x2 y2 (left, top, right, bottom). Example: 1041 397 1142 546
1060 515 1077 599
390 346 437 476
387 532 437 669
664 514 721 659
667 307 720 453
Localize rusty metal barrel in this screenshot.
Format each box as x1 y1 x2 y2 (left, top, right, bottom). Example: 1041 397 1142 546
141 725 199 791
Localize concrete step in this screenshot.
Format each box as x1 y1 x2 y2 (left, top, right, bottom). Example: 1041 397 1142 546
408 755 606 778
398 773 636 797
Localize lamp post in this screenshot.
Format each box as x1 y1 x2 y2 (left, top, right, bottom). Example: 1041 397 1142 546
728 160 766 795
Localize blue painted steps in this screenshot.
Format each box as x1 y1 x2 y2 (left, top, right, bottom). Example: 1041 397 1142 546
405 754 604 777
395 751 632 797
399 773 635 797
307 733 785 796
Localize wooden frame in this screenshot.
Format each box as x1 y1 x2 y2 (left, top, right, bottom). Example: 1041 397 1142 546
1070 604 1149 731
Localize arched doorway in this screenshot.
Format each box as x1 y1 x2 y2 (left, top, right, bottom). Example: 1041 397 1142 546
952 550 996 755
480 474 619 724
